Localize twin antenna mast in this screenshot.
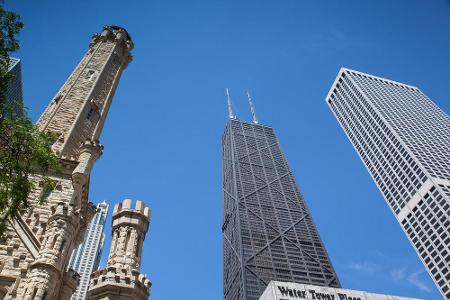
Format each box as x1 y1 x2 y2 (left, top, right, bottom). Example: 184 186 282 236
226 88 236 120
225 88 259 124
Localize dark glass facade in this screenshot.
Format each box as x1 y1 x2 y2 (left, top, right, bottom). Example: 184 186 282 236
6 57 23 105
222 119 340 300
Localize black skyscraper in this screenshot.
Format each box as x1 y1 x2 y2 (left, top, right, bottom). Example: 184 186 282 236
6 57 23 106
222 115 340 300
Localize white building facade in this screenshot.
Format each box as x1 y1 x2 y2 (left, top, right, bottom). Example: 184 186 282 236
68 201 109 300
260 281 419 300
326 68 450 298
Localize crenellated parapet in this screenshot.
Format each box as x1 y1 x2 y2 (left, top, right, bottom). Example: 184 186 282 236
88 199 151 300
90 25 134 53
48 201 78 221
89 266 151 300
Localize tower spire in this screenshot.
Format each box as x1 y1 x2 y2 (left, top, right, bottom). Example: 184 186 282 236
226 88 235 119
246 89 258 124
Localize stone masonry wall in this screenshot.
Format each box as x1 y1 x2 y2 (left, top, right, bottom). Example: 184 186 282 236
0 26 133 300
37 28 131 161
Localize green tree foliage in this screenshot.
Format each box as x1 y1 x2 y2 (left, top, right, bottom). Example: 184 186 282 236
0 4 61 236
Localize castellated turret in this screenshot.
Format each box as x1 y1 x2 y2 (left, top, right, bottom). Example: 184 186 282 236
88 199 151 300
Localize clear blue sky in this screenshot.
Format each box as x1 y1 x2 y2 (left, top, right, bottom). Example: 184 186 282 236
6 1 450 299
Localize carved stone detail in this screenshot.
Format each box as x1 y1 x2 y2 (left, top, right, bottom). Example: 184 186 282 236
0 25 132 300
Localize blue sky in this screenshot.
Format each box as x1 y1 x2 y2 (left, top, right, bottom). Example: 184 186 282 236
6 1 450 299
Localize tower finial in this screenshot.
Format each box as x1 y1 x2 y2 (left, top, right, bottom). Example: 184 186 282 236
246 89 258 124
226 88 235 119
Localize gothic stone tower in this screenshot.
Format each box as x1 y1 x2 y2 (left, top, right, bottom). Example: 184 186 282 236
88 199 151 300
0 26 133 300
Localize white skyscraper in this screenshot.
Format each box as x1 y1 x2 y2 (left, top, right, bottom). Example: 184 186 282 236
68 201 109 300
326 68 450 299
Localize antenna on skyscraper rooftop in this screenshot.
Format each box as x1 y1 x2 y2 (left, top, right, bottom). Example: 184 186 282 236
226 88 236 119
246 89 258 124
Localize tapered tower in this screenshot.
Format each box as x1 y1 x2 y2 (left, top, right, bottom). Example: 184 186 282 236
88 199 151 300
0 26 132 300
222 92 339 300
36 25 133 161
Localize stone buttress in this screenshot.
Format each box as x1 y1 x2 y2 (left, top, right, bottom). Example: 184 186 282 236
0 26 133 300
88 199 151 300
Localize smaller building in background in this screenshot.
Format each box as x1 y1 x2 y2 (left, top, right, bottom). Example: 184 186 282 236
68 201 109 300
6 57 24 105
259 281 420 300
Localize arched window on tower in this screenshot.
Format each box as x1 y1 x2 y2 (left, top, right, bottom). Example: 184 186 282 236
59 239 66 253
51 234 59 250
124 230 131 253
135 238 140 257
112 231 118 253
